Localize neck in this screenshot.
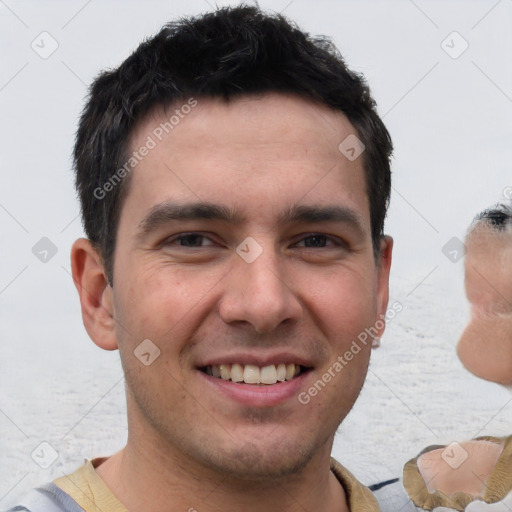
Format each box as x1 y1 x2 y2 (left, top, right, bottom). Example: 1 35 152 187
96 433 349 512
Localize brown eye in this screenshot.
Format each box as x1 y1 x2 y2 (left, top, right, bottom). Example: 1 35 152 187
302 235 329 248
295 234 339 248
178 234 205 246
166 233 215 247
292 233 350 254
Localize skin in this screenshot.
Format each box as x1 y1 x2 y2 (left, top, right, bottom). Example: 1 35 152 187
458 225 512 384
71 93 393 512
464 226 512 315
417 441 503 496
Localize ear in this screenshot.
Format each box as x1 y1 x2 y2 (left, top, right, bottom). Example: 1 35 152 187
374 236 393 339
71 238 118 350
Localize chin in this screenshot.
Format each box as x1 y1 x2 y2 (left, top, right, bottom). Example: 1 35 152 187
206 445 315 482
188 429 324 482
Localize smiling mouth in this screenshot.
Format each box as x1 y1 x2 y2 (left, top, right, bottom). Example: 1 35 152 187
200 363 309 385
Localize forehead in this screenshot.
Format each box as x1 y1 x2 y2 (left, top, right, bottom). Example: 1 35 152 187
122 93 369 229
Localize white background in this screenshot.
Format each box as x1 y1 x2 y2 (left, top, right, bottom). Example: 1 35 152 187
1 0 512 507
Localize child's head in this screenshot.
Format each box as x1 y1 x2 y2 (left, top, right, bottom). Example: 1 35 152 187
464 204 512 315
457 203 512 385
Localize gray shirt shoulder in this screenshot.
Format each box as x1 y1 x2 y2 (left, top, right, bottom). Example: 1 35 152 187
3 483 84 512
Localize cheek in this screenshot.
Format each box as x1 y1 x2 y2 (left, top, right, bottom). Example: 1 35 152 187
113 261 225 344
304 266 377 339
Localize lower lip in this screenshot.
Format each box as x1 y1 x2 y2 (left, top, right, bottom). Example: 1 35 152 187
198 370 309 407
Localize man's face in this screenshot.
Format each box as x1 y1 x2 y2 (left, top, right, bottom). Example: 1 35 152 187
110 93 391 479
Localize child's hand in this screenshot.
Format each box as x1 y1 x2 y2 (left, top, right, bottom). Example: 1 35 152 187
403 436 512 512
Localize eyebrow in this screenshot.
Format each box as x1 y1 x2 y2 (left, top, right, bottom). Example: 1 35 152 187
137 201 366 236
280 204 366 233
138 202 246 235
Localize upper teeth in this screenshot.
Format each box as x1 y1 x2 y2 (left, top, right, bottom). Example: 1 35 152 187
205 363 301 385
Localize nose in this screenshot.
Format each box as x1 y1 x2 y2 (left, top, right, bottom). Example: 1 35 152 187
218 243 303 334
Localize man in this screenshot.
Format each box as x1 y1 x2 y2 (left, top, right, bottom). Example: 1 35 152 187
7 5 405 511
